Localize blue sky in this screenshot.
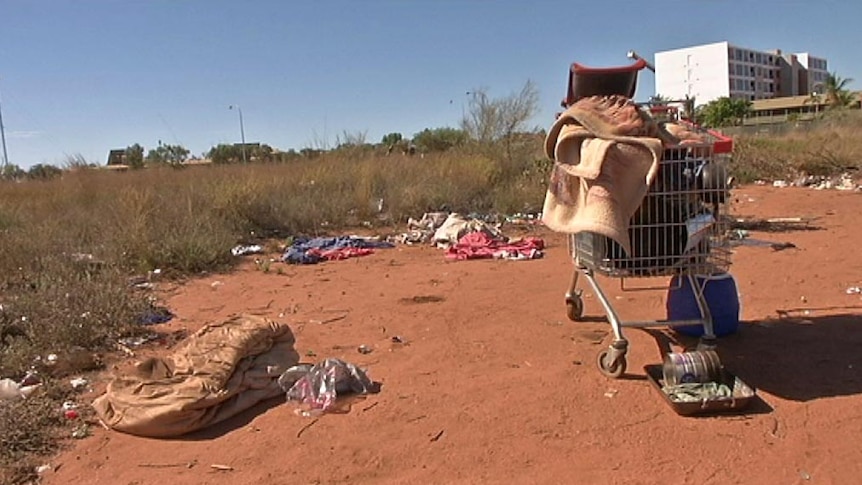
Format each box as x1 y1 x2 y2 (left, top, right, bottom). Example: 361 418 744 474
1 0 859 168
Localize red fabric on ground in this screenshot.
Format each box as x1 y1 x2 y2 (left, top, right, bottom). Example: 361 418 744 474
444 232 544 261
308 247 375 261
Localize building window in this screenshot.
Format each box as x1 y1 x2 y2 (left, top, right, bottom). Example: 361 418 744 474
756 53 762 63
750 67 755 76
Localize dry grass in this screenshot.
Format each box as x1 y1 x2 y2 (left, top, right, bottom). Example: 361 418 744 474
731 110 862 183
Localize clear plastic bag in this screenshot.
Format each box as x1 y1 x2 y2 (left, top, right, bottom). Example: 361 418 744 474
278 358 374 415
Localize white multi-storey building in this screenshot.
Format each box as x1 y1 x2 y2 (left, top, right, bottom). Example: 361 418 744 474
654 41 828 104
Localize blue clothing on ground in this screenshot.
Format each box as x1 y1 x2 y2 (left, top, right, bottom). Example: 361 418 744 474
282 236 394 264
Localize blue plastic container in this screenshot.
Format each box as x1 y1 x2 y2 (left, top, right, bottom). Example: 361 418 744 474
667 273 740 337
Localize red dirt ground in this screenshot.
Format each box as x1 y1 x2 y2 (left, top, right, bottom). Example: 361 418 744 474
43 186 862 485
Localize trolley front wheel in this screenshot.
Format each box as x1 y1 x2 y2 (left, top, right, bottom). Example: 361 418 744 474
597 349 627 378
565 294 584 322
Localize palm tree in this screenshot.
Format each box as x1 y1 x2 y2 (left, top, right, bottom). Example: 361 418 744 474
823 72 854 108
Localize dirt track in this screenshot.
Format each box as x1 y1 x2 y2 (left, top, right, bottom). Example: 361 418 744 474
44 186 862 485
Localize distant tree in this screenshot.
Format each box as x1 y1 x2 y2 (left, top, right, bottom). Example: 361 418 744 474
207 143 275 164
146 143 190 166
412 127 468 153
696 97 752 128
27 164 63 180
823 72 855 108
125 143 145 169
0 163 25 180
299 148 323 159
381 132 403 146
461 80 540 161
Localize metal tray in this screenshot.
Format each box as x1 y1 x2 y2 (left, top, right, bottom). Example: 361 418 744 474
644 364 756 416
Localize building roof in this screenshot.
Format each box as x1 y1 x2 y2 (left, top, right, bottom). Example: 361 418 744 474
750 95 823 111
750 91 862 112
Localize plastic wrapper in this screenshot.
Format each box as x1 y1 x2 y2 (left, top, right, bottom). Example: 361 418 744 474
278 358 374 415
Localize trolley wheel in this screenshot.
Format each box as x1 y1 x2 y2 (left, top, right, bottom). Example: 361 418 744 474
565 295 584 322
597 349 627 378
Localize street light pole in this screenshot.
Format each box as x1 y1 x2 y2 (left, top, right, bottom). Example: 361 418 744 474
229 105 247 164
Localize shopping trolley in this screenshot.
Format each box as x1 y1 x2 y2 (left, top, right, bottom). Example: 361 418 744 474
557 59 735 378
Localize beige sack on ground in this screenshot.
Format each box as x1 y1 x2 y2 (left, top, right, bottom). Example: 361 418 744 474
92 314 299 438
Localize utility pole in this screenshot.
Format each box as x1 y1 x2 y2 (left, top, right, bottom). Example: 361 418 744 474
229 105 247 164
0 79 9 169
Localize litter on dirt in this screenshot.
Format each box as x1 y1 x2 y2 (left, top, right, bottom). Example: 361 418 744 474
282 236 394 264
279 358 376 415
231 244 263 256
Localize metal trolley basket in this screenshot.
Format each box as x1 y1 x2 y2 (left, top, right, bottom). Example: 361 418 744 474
557 58 735 378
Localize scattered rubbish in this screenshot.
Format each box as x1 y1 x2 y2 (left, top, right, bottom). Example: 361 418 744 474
847 287 862 295
210 281 224 288
35 464 52 475
137 305 174 325
62 401 77 411
391 335 405 344
279 358 376 416
305 350 317 358
70 377 88 391
210 464 234 472
282 236 394 264
296 418 319 438
118 334 160 348
20 370 40 386
731 238 797 251
399 295 445 304
728 229 749 240
772 180 788 188
46 354 59 365
357 345 373 355
800 471 811 481
138 461 197 469
64 409 80 420
432 213 503 248
0 378 23 400
793 172 860 191
231 244 264 256
392 212 450 245
504 212 543 226
445 232 544 261
430 429 445 442
71 423 91 439
0 375 41 400
770 242 797 251
604 389 618 398
309 314 348 325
